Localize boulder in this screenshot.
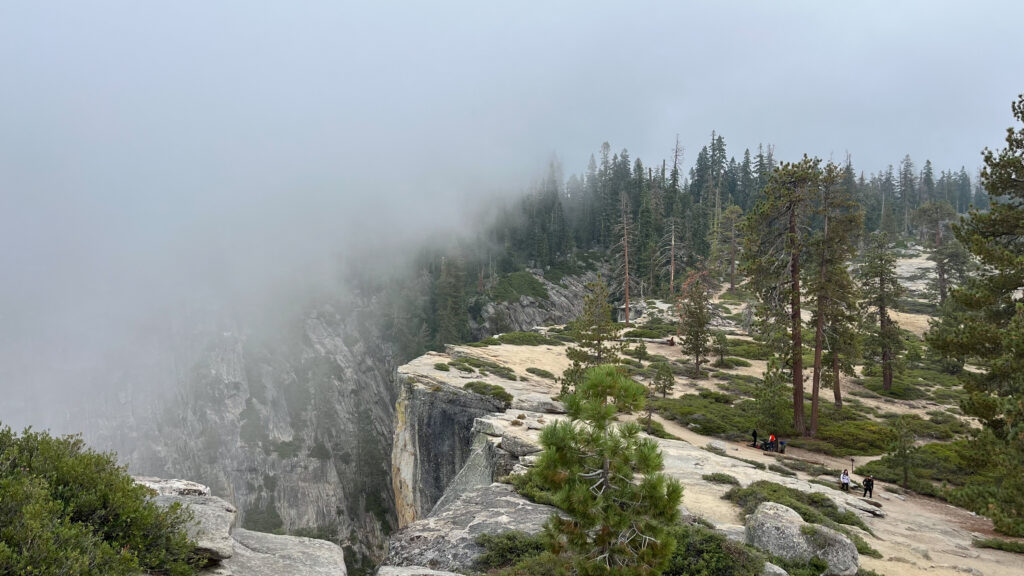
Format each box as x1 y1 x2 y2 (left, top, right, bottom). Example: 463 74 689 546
154 494 236 561
136 476 211 496
215 529 347 576
386 483 556 573
511 394 566 414
745 502 858 576
761 561 789 576
500 433 542 457
715 523 747 544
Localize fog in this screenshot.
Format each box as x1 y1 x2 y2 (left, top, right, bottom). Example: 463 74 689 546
1 1 1021 431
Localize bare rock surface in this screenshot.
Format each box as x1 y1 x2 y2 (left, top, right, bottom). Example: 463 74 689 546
386 483 556 573
376 568 463 576
155 494 237 561
216 529 347 576
745 502 858 576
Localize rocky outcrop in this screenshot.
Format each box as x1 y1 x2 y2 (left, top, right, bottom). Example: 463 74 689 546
472 269 599 338
143 476 348 576
385 483 556 573
745 502 858 576
110 304 399 572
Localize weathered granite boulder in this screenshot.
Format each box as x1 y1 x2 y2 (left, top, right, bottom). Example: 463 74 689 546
153 494 237 561
136 476 211 496
212 529 347 576
761 561 790 576
510 393 566 414
745 502 858 576
499 432 542 457
386 483 556 573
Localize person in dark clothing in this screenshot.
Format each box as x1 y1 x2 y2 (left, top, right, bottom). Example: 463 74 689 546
862 475 874 498
752 429 758 448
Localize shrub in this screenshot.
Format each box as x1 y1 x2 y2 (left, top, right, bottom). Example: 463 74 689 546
768 463 797 477
712 357 753 369
449 356 517 380
466 337 500 347
726 338 773 360
0 426 200 576
473 531 546 571
526 367 556 379
663 523 765 576
651 395 759 439
702 473 741 486
973 538 1024 555
723 481 880 557
492 271 550 303
497 331 561 346
433 362 450 371
463 381 513 408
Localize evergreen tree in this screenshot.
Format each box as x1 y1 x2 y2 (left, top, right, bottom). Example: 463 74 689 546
717 204 743 289
928 94 1024 536
612 191 638 325
888 415 917 489
677 269 717 377
652 362 674 398
434 256 467 348
754 359 792 433
858 232 904 392
742 156 819 434
806 162 863 434
536 366 683 575
561 280 620 396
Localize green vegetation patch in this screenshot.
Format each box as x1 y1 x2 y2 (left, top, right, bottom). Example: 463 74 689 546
526 367 556 379
724 481 880 557
663 523 765 576
497 331 562 346
463 381 513 408
713 356 753 369
433 362 450 371
651 395 758 440
702 473 741 486
0 426 202 576
473 531 547 572
492 271 550 303
448 356 517 380
856 439 974 498
973 538 1024 555
725 338 773 360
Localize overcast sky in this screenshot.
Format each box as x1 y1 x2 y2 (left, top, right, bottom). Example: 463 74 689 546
1 1 1021 426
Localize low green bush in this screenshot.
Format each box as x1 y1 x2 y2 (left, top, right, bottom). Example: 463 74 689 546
651 395 758 439
724 481 880 557
768 463 797 477
473 531 547 571
642 419 681 440
726 339 773 360
663 523 765 576
466 337 500 347
449 356 517 380
497 331 562 346
433 362 450 371
702 473 741 486
526 367 556 379
973 538 1024 555
463 381 513 408
0 426 200 576
712 357 753 369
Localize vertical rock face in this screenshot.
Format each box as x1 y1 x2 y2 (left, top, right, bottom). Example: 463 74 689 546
471 270 599 339
108 303 399 573
392 374 507 527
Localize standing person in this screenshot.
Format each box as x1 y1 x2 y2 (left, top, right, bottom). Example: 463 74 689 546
862 475 874 498
768 433 776 452
752 429 758 448
840 470 851 491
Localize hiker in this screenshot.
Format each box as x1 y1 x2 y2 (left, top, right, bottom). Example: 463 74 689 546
840 469 851 491
862 475 874 498
768 433 776 452
752 429 758 448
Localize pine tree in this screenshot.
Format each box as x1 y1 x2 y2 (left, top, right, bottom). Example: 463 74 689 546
717 204 743 290
928 94 1024 536
652 362 674 398
677 269 717 377
889 415 917 489
858 232 904 392
742 156 819 434
612 191 638 326
754 359 792 433
536 365 683 574
806 162 863 434
561 280 620 396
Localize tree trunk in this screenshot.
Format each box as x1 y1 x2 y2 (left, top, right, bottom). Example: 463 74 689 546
936 261 948 305
832 351 843 409
880 296 893 392
789 206 806 435
669 225 676 296
811 208 829 437
729 236 737 290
